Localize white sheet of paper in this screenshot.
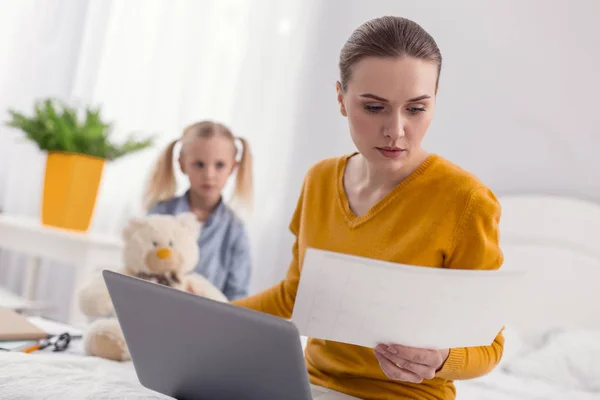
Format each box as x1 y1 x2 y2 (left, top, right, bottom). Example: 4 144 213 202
291 248 525 350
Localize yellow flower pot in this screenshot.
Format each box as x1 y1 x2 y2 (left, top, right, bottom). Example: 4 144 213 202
41 152 105 232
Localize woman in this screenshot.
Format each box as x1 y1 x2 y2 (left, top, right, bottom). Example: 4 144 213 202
233 16 504 400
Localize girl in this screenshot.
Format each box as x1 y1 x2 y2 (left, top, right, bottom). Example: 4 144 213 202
232 16 504 400
144 121 253 301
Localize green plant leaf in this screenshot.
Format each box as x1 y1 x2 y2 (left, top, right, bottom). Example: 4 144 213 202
4 98 154 160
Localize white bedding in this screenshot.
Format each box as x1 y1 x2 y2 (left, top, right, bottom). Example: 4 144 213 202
457 328 600 400
0 351 356 400
2 353 598 400
2 332 599 400
456 370 600 400
0 351 169 400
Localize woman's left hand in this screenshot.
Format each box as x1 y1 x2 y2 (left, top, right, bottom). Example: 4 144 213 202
374 344 449 383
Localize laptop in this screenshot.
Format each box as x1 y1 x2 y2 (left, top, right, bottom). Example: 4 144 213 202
103 270 314 400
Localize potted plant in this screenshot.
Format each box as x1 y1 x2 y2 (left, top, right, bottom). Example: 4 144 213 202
5 98 154 232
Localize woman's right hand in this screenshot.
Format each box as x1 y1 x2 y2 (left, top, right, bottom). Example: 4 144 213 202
374 343 449 383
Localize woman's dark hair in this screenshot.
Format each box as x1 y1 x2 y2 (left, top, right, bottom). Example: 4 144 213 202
339 16 442 91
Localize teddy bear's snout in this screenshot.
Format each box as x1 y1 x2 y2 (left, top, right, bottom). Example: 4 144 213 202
145 246 181 274
156 247 171 260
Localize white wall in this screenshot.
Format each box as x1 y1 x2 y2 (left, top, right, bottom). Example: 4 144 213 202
251 0 600 291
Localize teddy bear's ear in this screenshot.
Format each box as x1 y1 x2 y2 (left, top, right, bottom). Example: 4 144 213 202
177 212 202 236
122 217 147 239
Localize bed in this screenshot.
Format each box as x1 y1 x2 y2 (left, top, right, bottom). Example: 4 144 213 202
1 194 599 399
455 194 600 399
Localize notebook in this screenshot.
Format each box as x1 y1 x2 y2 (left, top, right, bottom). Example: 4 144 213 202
0 339 38 351
0 308 48 341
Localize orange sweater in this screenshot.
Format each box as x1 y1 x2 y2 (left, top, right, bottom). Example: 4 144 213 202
233 154 504 400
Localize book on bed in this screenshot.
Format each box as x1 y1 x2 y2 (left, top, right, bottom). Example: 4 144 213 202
0 308 48 341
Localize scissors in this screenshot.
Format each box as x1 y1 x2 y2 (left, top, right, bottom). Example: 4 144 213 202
22 332 72 353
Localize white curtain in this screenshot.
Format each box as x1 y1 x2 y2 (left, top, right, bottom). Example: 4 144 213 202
0 0 319 321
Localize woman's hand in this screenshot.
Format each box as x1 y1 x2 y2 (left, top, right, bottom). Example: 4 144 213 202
374 344 449 383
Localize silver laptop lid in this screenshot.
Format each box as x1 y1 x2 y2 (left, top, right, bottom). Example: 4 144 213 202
103 270 312 400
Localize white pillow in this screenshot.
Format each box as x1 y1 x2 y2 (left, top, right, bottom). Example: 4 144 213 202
504 329 600 392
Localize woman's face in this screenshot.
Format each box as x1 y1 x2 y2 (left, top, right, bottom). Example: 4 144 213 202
337 56 438 172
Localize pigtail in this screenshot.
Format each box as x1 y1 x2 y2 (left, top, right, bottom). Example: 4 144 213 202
232 137 254 214
143 139 178 212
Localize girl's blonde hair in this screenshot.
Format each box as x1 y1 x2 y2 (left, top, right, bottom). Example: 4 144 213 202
143 121 253 213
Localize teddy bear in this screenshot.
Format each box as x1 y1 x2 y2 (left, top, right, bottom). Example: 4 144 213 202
78 212 228 361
